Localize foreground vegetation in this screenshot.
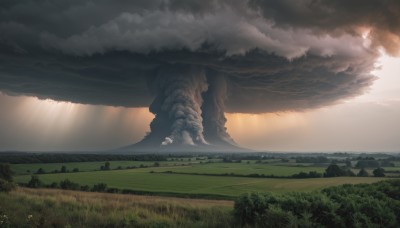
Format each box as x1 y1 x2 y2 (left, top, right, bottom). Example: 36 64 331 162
1 180 399 228
0 188 233 228
235 179 400 227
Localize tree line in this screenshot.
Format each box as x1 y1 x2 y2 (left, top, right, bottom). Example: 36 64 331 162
0 153 167 164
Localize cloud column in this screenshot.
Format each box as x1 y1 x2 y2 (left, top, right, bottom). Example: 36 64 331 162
142 64 209 146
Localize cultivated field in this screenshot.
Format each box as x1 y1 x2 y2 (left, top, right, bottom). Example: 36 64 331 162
14 166 388 198
10 160 198 175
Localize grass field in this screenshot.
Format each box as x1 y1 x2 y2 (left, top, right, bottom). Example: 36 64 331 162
151 162 327 176
0 188 234 227
11 160 326 176
10 160 196 175
14 167 389 198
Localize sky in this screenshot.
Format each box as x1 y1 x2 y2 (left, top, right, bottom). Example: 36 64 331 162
0 1 400 152
0 53 399 152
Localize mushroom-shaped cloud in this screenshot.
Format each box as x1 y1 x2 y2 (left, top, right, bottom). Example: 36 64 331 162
0 0 399 149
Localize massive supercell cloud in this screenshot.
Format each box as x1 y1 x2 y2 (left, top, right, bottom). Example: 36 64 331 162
0 0 399 150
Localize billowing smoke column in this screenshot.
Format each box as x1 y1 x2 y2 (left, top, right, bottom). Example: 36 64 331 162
202 73 236 146
137 65 236 148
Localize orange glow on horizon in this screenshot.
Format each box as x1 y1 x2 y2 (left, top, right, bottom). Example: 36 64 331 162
225 112 308 148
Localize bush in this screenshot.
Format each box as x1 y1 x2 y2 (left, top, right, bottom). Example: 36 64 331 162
91 183 108 192
60 165 67 173
59 179 80 190
27 175 42 188
356 160 380 169
324 164 345 177
373 168 385 177
0 163 15 192
0 179 15 192
357 168 369 177
292 171 322 178
234 180 400 227
48 182 58 188
35 168 46 174
0 163 13 181
80 185 90 191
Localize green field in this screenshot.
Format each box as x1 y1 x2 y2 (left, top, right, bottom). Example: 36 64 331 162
14 167 389 197
151 162 327 176
10 160 196 175
11 160 325 176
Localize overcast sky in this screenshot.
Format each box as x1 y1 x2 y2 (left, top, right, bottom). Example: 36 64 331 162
1 1 400 152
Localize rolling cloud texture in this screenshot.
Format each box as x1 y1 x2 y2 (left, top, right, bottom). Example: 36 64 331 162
0 0 399 147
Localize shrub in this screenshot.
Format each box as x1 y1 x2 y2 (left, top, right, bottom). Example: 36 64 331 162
0 163 15 192
324 164 349 177
0 179 15 192
234 180 400 227
292 171 322 178
59 179 80 190
48 182 58 188
0 163 13 181
91 183 108 192
373 168 385 177
60 165 67 173
357 168 369 177
325 164 343 177
35 168 46 174
27 175 42 188
356 160 380 169
100 162 111 170
80 185 90 191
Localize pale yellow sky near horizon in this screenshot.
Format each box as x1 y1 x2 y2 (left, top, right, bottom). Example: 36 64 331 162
0 54 399 152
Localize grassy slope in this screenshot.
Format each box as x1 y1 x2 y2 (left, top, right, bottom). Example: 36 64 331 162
14 167 388 197
0 188 234 228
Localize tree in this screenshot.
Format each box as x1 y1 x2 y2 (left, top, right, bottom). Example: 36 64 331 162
27 175 42 188
72 168 79 172
60 165 67 173
345 169 356 177
345 159 352 168
101 161 111 170
36 168 45 174
356 160 379 169
0 164 15 192
357 168 369 177
324 164 345 177
154 162 160 167
0 163 13 181
373 168 385 177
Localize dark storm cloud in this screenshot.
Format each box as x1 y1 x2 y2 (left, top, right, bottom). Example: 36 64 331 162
0 0 395 114
249 0 400 56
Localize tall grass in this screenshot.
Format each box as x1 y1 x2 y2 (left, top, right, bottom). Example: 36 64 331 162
0 188 234 228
